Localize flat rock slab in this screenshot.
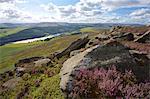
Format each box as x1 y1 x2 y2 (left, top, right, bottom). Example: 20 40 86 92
34 58 51 67
60 45 99 91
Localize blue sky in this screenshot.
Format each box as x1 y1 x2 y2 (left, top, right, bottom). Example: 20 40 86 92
0 0 150 24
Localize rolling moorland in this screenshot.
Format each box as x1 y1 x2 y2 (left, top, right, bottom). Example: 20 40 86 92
0 23 149 98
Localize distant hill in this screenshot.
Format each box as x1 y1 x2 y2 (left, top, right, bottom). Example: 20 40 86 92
0 22 143 28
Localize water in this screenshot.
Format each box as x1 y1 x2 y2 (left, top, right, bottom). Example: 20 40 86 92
12 34 61 44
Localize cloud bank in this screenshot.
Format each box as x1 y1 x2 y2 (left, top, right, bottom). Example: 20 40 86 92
0 0 150 23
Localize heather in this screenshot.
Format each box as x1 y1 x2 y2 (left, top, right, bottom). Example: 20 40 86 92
69 66 150 98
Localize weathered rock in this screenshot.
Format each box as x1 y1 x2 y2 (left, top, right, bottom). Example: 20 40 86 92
15 57 44 67
2 77 22 89
15 67 31 77
15 57 51 76
112 32 134 41
70 49 85 57
60 41 149 93
86 34 109 48
95 34 110 41
60 45 98 91
134 30 150 43
110 26 122 33
55 35 89 58
129 50 150 81
129 50 150 64
0 70 14 81
34 58 51 67
86 39 100 48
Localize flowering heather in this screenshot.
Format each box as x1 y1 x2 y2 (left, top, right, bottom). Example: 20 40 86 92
69 66 150 98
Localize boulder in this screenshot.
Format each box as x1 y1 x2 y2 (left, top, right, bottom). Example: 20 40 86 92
109 26 122 33
70 49 85 57
112 32 134 41
86 39 100 48
2 77 22 89
55 35 89 58
15 57 44 67
134 30 150 43
60 41 149 94
34 58 51 67
129 50 150 81
86 34 109 48
0 71 14 81
95 34 110 41
60 45 98 92
15 57 51 76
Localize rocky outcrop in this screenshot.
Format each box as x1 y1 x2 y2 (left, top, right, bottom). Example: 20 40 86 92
15 57 51 76
55 35 89 58
34 58 51 67
15 57 44 67
112 32 134 41
60 41 149 94
70 49 85 57
109 26 122 33
134 30 150 43
95 34 110 41
0 71 14 81
86 34 110 47
60 45 98 91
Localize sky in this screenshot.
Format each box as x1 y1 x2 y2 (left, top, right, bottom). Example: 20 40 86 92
0 0 150 24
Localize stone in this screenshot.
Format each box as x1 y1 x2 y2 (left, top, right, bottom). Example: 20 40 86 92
95 34 110 41
109 26 122 33
2 77 22 89
34 58 51 67
70 49 85 57
134 30 150 43
112 32 134 41
15 57 51 76
55 35 89 58
60 45 98 91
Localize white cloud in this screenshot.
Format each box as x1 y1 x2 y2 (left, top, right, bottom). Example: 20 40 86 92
100 0 150 11
40 0 150 23
0 0 39 23
129 8 150 24
0 0 26 3
40 0 104 22
0 0 150 23
130 8 150 16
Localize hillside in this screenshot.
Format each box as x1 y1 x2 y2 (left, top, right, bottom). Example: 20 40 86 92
0 26 84 45
0 23 143 45
0 25 149 98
